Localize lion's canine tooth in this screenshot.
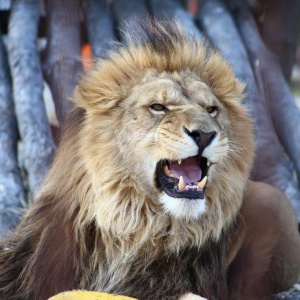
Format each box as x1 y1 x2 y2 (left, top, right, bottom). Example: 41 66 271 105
178 159 182 165
163 165 170 175
207 160 211 167
178 176 186 190
198 176 207 189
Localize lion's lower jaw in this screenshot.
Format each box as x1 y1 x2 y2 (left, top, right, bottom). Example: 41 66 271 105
159 193 206 221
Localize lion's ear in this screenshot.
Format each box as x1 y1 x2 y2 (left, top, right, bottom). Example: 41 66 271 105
72 80 123 113
72 85 118 112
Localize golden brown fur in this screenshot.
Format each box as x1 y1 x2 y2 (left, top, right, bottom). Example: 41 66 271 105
0 20 299 300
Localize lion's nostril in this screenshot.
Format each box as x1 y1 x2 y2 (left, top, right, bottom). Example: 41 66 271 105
183 127 217 151
205 131 217 145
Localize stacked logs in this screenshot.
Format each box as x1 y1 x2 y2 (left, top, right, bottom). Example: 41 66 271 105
1 0 300 230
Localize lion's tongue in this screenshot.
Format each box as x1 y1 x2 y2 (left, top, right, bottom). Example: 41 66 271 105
169 157 202 184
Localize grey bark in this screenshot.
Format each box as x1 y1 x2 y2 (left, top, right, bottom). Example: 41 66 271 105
249 0 300 81
113 0 148 24
230 0 300 207
197 0 300 220
43 0 82 124
230 1 300 180
83 0 116 58
112 0 149 42
0 33 25 236
150 0 202 40
7 0 56 197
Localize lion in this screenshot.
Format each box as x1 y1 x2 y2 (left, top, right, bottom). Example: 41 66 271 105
0 20 299 300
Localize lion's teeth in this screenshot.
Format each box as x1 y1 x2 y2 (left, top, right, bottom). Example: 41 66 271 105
178 176 186 191
207 160 211 167
163 165 170 175
187 185 198 190
178 159 182 165
198 176 207 189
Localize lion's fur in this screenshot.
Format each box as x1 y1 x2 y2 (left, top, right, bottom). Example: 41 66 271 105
0 20 254 300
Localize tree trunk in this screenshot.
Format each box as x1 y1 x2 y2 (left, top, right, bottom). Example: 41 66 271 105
43 0 82 124
83 0 116 58
0 32 26 236
7 0 56 197
150 0 202 40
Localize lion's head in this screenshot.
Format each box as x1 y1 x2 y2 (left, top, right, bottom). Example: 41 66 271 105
46 21 254 256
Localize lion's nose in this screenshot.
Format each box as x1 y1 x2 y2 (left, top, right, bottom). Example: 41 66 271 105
183 127 217 151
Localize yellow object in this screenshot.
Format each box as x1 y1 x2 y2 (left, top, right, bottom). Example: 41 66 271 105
48 290 137 300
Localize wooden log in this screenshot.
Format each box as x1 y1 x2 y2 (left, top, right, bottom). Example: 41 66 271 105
82 0 116 58
112 0 149 42
0 33 26 236
43 0 82 124
150 0 202 40
7 0 56 197
197 0 251 82
197 0 300 219
113 0 148 25
230 0 300 203
249 0 300 81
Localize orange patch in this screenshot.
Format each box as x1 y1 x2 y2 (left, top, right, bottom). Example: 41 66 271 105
81 44 93 71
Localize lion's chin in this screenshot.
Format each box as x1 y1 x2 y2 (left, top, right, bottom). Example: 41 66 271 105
159 193 206 220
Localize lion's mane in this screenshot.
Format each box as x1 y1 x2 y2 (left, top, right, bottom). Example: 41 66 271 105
0 20 254 300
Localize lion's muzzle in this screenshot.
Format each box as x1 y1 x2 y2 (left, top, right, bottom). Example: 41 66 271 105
183 127 217 154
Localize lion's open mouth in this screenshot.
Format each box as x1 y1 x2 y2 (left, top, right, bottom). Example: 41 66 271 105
156 155 210 199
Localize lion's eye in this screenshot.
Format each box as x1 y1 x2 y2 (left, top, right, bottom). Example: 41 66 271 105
206 106 218 117
150 104 166 111
149 103 168 114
